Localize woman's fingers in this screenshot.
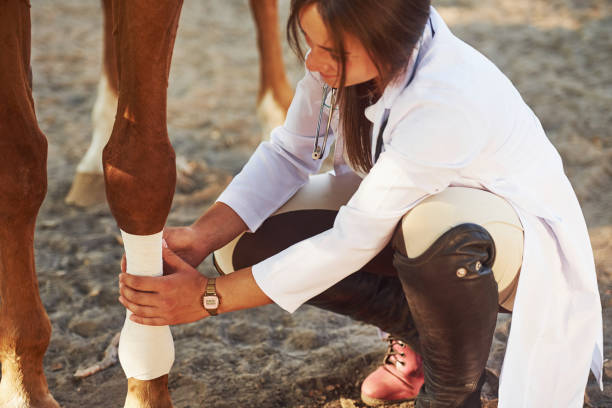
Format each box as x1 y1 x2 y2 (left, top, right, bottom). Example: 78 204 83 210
117 245 208 326
162 245 192 272
119 273 164 292
120 283 158 307
118 296 160 318
161 227 174 243
129 315 168 326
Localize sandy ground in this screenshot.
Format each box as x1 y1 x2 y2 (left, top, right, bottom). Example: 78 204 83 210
4 0 610 406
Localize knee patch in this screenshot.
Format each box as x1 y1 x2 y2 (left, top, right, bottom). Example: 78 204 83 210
394 223 497 283
393 187 523 310
118 230 174 381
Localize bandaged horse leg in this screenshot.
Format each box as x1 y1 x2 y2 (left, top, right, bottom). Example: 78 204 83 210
103 0 183 406
118 231 174 381
249 0 293 138
0 2 59 407
117 231 174 408
66 0 118 207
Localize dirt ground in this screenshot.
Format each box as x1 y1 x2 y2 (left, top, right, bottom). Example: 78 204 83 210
6 0 611 406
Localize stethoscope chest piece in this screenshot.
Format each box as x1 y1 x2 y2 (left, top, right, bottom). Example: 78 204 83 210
313 84 337 160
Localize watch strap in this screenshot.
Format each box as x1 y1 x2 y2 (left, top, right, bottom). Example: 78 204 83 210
205 278 216 296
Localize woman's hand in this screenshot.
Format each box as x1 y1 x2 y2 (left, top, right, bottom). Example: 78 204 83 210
159 202 251 268
119 245 208 326
162 225 209 267
118 224 208 279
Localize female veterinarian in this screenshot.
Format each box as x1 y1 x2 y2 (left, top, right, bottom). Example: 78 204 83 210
118 0 603 406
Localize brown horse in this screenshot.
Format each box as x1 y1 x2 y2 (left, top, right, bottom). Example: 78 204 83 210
0 0 292 407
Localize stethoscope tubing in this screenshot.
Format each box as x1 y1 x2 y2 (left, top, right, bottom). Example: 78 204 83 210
313 84 337 160
312 17 434 162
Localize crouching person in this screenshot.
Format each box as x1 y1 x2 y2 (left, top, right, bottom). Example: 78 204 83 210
119 1 603 406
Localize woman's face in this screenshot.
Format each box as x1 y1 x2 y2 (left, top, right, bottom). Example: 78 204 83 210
300 4 379 88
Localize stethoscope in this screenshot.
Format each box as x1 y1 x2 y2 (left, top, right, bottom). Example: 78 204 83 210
312 84 337 160
312 17 434 163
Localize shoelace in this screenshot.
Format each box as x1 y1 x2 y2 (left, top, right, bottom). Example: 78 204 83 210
382 335 407 368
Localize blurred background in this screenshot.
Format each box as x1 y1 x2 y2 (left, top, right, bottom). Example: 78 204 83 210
23 0 612 406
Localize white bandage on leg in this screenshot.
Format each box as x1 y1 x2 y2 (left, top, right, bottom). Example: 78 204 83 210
119 230 175 380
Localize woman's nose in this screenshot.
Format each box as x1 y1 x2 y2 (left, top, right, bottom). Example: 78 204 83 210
306 50 333 75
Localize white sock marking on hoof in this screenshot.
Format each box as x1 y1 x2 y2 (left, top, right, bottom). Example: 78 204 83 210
77 73 118 174
256 90 286 141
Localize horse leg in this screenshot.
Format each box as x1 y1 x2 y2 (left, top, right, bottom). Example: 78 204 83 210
103 1 184 406
249 0 293 138
66 0 118 207
0 2 59 407
68 0 289 208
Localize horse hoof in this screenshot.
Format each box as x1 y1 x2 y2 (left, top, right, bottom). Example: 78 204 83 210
124 375 174 408
65 172 107 207
256 90 289 140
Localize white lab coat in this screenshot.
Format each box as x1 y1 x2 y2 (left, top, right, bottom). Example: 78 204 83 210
217 7 603 407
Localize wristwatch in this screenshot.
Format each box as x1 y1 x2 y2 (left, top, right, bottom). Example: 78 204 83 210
202 278 220 316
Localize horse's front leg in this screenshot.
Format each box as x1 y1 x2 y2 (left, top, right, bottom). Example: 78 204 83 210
0 1 60 407
103 1 184 407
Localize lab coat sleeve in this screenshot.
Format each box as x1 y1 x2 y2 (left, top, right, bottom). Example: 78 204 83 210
216 71 334 232
252 101 484 312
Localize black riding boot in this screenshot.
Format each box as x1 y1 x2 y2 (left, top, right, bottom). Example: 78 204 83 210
394 223 498 408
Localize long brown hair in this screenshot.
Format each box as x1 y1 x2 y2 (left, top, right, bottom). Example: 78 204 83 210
288 0 430 173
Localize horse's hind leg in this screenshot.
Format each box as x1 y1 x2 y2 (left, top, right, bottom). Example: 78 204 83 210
65 0 118 207
0 1 59 407
250 0 293 138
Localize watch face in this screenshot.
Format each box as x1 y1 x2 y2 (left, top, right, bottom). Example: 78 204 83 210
203 296 219 309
